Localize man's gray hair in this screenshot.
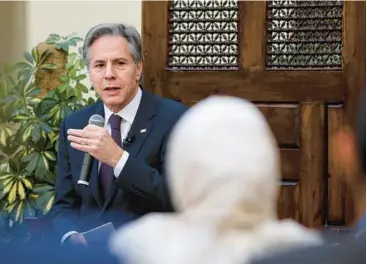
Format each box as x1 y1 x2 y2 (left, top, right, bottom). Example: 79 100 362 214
83 23 143 77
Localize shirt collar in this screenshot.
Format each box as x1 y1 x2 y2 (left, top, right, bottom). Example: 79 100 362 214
103 87 142 126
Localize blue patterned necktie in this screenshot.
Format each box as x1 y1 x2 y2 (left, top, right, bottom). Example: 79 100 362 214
99 114 122 198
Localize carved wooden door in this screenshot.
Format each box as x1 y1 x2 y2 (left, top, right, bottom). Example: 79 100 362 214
142 0 365 228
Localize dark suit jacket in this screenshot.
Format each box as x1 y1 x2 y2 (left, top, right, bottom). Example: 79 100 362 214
49 90 187 241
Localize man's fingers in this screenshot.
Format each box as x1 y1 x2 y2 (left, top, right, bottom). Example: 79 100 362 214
70 142 98 153
67 129 85 137
68 135 87 145
68 135 100 146
84 124 105 131
68 129 100 139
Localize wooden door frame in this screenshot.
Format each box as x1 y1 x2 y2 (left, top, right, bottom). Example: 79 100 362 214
141 1 364 103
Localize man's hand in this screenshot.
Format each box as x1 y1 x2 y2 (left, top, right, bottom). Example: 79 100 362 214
67 124 124 167
67 233 88 247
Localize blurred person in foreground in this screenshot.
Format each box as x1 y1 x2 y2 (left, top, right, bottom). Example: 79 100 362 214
48 23 186 247
109 95 322 264
251 93 366 264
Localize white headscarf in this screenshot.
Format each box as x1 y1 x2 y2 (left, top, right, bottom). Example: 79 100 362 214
110 96 322 264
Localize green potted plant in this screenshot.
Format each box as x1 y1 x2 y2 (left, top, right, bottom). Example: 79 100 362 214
0 33 95 243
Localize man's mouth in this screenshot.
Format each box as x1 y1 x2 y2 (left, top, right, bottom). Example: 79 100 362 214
104 87 121 91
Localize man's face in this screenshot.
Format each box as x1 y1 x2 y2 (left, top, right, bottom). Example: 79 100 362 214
88 35 142 112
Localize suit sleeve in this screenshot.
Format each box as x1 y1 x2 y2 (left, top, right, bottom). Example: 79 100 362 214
49 119 82 239
114 134 174 212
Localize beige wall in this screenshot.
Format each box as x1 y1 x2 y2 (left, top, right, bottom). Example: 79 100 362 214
26 1 142 48
0 1 28 66
0 1 142 67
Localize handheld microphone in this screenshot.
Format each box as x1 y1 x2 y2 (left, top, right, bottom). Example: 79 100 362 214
77 114 105 186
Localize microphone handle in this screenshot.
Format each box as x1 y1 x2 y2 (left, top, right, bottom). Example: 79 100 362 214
77 154 93 186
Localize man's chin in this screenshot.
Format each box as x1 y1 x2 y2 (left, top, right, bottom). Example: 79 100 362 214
103 99 125 112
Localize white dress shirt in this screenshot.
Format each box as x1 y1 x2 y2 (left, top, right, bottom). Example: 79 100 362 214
102 87 142 177
61 87 142 245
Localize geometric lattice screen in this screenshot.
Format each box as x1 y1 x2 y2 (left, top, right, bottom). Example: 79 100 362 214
168 0 239 70
266 0 344 69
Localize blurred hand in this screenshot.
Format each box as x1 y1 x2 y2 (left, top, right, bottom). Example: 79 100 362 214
67 233 88 247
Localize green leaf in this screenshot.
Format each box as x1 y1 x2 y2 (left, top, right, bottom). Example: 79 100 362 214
61 43 69 53
31 135 47 151
55 43 62 50
45 34 60 44
69 68 77 78
27 88 41 97
0 95 17 105
39 49 52 65
23 51 34 65
35 154 48 179
75 83 88 93
59 75 69 82
16 62 32 71
40 63 56 70
33 183 54 194
23 152 38 163
42 170 55 185
79 59 86 69
74 74 87 81
22 200 36 218
21 125 33 143
25 153 40 174
43 151 56 161
31 47 39 64
0 124 13 146
31 126 41 143
87 97 96 105
39 122 53 133
0 101 15 120
33 183 54 215
14 201 24 222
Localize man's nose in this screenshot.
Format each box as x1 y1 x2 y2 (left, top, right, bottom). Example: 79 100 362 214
104 62 116 79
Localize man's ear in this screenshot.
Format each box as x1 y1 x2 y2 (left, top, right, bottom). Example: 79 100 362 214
136 62 143 82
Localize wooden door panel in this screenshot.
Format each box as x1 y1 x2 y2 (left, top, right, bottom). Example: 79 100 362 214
327 105 346 225
299 103 325 227
327 105 355 226
142 0 365 228
258 104 300 147
280 150 300 181
278 183 300 221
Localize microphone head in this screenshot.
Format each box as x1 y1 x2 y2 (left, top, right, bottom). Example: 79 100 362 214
89 114 105 127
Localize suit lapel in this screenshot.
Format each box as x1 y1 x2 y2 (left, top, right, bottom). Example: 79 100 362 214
102 91 156 210
124 91 156 157
89 100 105 207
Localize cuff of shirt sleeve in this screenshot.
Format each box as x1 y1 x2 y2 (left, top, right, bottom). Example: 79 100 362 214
113 150 130 178
61 231 78 246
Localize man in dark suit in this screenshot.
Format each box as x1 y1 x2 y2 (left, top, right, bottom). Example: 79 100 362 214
49 23 186 247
